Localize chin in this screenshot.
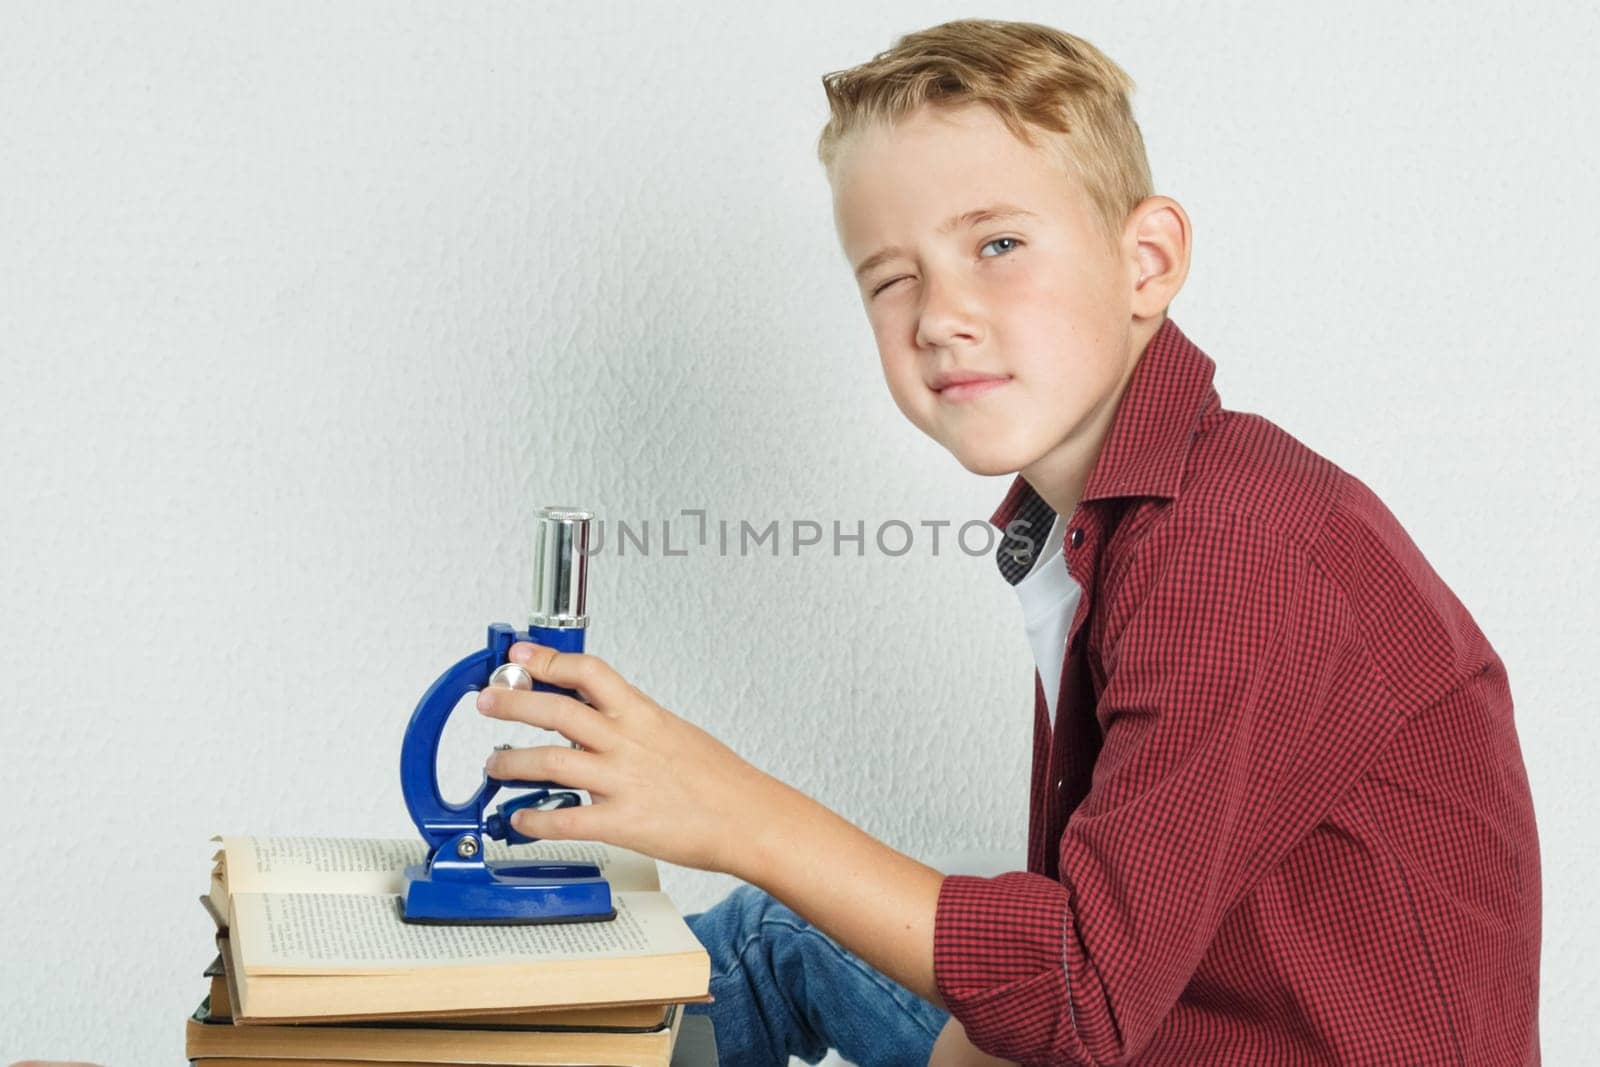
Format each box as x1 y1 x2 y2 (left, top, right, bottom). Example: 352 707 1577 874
947 443 1029 478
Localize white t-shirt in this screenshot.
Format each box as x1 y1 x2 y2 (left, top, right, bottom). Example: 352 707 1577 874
1010 513 1085 727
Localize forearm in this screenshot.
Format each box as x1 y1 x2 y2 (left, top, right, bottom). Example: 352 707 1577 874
730 772 947 1008
930 1017 1018 1067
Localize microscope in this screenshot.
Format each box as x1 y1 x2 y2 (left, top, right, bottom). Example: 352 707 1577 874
397 507 617 924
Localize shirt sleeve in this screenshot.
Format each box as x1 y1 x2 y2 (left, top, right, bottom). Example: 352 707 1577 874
933 509 1401 1065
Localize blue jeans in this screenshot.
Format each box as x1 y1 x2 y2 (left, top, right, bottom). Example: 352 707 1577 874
684 884 949 1067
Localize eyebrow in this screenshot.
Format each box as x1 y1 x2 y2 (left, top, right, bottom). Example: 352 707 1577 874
852 203 1039 281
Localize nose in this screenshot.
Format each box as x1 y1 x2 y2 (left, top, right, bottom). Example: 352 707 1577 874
914 270 981 350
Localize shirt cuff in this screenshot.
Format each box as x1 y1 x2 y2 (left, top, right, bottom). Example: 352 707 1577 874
933 871 1078 1062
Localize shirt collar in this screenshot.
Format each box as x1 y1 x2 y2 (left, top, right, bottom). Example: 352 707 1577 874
988 316 1220 533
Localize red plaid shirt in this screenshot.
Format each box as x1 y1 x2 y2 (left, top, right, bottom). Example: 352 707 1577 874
932 318 1542 1065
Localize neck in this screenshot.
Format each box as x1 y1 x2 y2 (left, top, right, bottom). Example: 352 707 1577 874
1022 315 1164 519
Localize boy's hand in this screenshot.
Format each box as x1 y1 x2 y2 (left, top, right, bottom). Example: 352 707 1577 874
476 640 784 877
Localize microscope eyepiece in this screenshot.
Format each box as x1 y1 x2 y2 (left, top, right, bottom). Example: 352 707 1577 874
529 506 591 629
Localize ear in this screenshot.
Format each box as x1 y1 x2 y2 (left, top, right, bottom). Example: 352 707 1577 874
1123 196 1191 321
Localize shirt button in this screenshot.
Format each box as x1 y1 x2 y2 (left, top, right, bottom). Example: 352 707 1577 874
1069 528 1084 548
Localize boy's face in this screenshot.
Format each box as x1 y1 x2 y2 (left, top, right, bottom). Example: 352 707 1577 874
831 102 1144 484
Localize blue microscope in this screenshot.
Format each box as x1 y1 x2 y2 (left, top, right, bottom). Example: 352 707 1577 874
398 506 616 925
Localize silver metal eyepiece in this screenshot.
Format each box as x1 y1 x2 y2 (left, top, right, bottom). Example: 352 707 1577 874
529 506 591 629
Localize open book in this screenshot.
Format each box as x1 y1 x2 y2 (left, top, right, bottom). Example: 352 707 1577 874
207 835 711 1021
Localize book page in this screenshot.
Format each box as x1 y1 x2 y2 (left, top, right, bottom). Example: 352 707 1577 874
216 836 659 896
233 889 702 974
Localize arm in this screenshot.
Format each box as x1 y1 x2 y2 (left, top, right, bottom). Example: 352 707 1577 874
478 645 949 1005
929 1017 1018 1067
729 772 947 1005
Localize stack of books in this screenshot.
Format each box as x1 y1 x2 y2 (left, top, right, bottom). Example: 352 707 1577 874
186 835 715 1067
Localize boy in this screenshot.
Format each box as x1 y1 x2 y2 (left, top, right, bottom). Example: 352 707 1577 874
479 18 1542 1067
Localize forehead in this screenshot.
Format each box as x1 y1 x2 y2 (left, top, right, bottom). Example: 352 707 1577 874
830 103 1080 255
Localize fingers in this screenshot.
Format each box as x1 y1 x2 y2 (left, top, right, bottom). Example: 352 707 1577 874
487 743 605 794
508 642 635 712
509 798 611 842
477 687 618 752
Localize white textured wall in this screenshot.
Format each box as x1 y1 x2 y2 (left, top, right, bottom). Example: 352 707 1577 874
2 2 1595 1063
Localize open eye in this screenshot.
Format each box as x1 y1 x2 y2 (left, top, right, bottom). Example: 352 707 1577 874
981 236 1022 258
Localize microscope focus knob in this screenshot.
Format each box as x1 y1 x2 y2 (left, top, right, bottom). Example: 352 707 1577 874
489 662 534 691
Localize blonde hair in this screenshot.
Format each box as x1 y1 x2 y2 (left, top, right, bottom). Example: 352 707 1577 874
816 19 1153 246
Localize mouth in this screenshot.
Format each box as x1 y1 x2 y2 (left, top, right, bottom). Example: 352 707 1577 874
935 376 1011 403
